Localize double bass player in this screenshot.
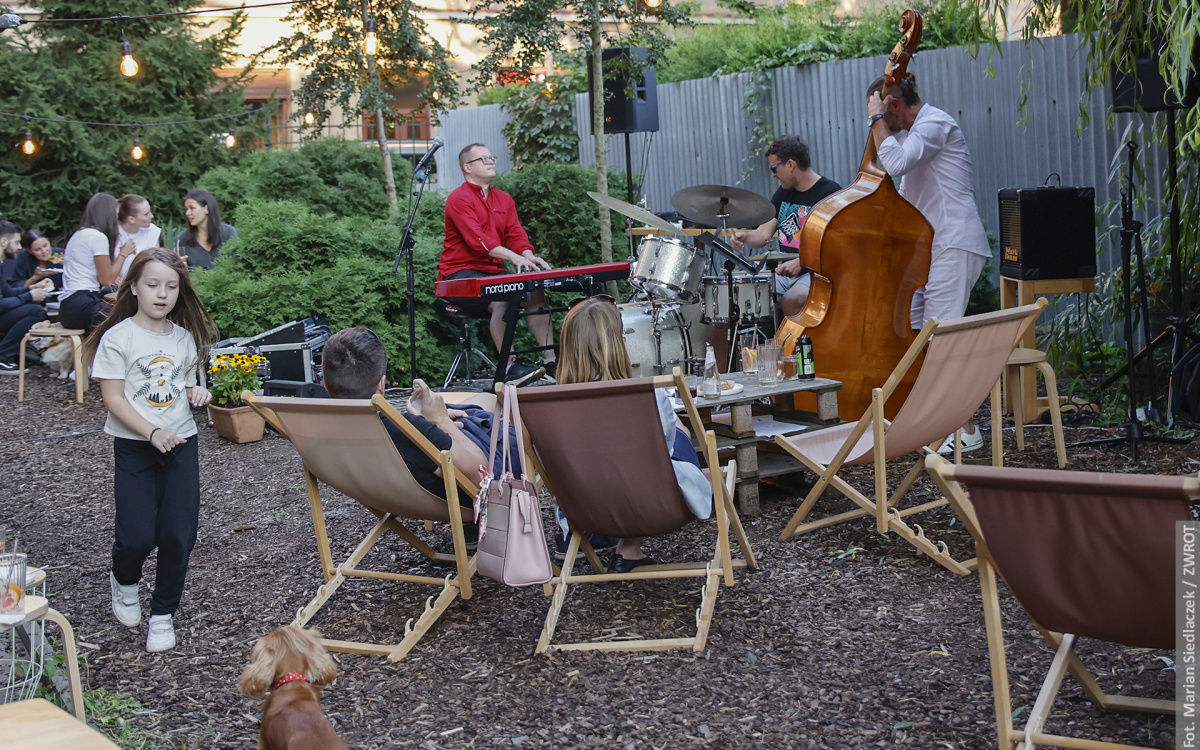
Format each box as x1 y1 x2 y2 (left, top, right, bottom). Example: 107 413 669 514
866 73 991 452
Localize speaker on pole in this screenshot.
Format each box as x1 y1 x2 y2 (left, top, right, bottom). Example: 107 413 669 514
1110 28 1200 112
587 47 659 134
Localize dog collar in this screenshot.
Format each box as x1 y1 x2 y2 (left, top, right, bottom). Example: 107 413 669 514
272 672 309 690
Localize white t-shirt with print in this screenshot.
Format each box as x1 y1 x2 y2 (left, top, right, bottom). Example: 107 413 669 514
92 318 200 440
116 223 163 281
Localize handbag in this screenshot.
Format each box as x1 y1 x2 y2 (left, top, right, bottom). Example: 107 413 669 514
474 384 553 587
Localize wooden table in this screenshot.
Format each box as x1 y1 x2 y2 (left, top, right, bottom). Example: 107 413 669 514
0 699 118 749
999 275 1094 417
694 371 841 515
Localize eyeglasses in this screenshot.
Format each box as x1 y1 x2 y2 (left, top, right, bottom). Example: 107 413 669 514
769 160 790 174
465 155 497 166
567 293 616 310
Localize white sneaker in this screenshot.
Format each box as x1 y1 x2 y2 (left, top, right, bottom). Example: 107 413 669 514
937 427 984 455
146 614 176 652
110 571 141 627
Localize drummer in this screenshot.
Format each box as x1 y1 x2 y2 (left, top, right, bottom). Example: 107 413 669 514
730 135 841 302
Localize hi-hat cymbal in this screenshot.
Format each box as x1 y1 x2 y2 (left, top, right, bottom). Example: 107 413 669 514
747 251 797 263
586 192 682 236
671 184 775 229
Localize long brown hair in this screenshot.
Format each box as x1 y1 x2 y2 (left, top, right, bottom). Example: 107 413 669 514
556 297 632 385
84 249 219 373
181 189 223 247
78 192 120 258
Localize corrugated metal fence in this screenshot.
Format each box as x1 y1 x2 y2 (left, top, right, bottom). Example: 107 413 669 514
438 33 1173 280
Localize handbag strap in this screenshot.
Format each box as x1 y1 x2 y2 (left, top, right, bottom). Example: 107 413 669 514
486 390 504 479
504 384 530 480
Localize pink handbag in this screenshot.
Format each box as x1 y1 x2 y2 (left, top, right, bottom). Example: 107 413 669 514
474 384 553 587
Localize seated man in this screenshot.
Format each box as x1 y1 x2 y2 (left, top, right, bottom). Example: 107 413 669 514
321 328 487 542
0 231 49 373
439 143 557 383
730 135 842 306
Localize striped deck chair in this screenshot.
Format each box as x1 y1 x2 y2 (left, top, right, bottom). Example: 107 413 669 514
243 391 491 661
927 454 1196 749
777 301 1046 574
513 368 755 654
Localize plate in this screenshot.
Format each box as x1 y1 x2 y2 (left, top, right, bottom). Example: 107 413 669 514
719 382 745 396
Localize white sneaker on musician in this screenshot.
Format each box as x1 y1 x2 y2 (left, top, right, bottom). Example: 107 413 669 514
937 427 984 455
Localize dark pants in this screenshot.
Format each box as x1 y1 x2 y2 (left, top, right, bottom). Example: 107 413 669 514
112 436 200 616
59 290 109 332
0 303 47 363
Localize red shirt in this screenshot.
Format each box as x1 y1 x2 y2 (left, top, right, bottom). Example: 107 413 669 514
439 182 534 280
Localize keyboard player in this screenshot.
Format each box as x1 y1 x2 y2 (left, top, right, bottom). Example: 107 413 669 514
439 142 556 383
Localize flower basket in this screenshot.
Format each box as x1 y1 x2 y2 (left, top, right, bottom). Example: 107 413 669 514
207 404 266 444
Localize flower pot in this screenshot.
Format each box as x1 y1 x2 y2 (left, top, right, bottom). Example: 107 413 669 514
207 404 266 444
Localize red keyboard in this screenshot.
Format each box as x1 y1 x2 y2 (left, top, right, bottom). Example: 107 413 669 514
435 261 630 299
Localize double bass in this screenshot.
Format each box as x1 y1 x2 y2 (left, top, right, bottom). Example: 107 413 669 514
779 9 932 420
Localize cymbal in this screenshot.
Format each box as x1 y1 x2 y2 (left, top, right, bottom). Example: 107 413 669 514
747 251 796 263
671 184 775 229
586 192 682 236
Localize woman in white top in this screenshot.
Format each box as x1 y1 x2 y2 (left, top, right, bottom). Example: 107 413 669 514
60 193 136 332
116 195 163 282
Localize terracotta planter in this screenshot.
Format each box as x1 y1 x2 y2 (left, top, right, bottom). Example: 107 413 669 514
207 404 266 444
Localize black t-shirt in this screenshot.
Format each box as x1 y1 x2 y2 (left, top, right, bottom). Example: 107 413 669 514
382 414 453 498
770 176 842 251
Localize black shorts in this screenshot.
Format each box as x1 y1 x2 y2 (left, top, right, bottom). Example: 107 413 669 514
439 269 528 319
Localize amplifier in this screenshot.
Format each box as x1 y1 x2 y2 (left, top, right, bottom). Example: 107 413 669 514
998 187 1096 280
263 380 329 398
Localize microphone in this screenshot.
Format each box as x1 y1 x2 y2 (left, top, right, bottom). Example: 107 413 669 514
414 137 444 174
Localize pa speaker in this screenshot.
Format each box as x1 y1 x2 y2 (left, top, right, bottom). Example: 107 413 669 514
999 187 1096 281
1111 30 1200 112
588 47 659 134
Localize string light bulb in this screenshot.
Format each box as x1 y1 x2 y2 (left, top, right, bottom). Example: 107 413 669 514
644 0 662 7
363 15 378 56
225 130 236 148
304 111 315 126
119 40 138 77
21 130 35 155
131 137 144 160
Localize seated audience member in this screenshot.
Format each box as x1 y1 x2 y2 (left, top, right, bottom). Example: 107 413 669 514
556 296 711 573
60 193 131 332
8 229 63 290
321 328 487 544
0 220 23 284
0 266 49 373
175 189 235 270
115 194 163 282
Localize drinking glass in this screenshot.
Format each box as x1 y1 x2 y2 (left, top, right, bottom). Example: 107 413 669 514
739 333 758 374
756 343 782 387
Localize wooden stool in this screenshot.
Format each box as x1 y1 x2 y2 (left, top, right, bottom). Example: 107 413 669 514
1004 347 1067 467
0 596 87 724
18 326 86 403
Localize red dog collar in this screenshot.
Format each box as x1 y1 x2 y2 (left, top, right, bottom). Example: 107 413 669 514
272 672 309 690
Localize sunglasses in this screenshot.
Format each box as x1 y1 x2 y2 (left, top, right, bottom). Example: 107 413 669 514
567 293 616 310
465 155 497 166
769 160 790 174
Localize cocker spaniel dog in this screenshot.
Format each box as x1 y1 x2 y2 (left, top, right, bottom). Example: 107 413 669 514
239 626 346 750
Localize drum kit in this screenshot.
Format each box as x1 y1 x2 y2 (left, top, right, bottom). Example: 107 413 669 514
587 185 790 378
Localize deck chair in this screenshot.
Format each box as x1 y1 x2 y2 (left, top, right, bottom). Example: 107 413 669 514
926 454 1195 750
243 391 489 661
777 300 1046 575
514 368 756 653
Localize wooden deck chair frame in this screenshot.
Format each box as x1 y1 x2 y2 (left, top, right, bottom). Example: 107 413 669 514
244 391 486 661
777 301 1046 575
926 454 1195 749
517 368 757 654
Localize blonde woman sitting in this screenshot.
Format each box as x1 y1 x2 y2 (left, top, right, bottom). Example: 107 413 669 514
556 296 711 573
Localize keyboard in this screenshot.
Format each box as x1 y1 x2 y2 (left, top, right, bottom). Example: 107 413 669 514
435 261 630 299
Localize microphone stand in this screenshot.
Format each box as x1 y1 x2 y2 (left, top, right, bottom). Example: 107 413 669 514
392 170 430 386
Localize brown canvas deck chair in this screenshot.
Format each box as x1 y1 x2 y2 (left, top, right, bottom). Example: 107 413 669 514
514 368 756 653
777 301 1046 575
244 391 491 661
926 454 1196 750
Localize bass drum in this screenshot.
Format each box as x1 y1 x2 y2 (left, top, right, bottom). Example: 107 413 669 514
619 302 712 378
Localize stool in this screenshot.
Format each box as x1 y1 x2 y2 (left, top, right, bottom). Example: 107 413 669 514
1004 347 1067 467
0 595 86 723
18 326 86 403
437 300 496 388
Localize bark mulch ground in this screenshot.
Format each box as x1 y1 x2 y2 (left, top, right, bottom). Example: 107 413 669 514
1 369 1188 749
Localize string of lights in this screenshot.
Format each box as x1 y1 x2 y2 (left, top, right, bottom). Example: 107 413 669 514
0 1 316 29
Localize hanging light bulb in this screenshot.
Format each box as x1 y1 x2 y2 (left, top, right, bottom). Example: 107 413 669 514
21 130 36 155
225 130 237 148
644 0 663 7
363 15 378 56
304 111 315 126
120 40 139 77
131 137 145 161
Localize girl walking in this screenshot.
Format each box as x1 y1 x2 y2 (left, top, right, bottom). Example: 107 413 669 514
84 249 218 652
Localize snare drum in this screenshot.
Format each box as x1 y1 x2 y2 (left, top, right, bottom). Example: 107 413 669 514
701 274 774 323
631 236 706 303
619 302 712 378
